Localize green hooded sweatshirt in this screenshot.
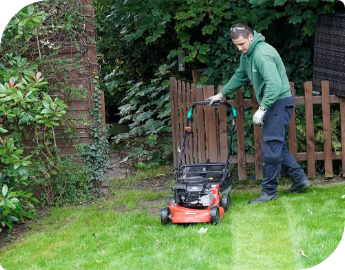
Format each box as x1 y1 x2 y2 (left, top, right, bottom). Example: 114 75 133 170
220 31 291 109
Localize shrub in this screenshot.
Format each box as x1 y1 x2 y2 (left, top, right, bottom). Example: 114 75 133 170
31 154 92 206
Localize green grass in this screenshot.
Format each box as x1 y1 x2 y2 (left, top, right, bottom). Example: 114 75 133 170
0 184 344 270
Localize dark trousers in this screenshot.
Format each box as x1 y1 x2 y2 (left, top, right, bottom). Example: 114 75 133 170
261 96 307 195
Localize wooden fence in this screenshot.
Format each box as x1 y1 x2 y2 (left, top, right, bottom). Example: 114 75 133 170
169 77 345 180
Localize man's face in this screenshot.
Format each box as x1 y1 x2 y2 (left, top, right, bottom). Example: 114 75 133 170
232 34 254 54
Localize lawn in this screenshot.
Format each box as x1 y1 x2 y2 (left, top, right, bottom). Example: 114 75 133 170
0 177 344 270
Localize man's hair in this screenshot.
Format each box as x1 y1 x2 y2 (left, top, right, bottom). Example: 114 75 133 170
230 23 252 40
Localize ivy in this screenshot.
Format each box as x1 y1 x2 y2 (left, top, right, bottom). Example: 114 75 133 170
79 75 110 184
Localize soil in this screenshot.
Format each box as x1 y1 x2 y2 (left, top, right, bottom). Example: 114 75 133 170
0 206 50 249
1 169 344 250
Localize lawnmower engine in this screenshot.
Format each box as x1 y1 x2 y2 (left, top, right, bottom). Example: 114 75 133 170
174 176 215 209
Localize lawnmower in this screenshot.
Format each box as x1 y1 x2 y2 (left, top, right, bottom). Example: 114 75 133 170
161 100 237 225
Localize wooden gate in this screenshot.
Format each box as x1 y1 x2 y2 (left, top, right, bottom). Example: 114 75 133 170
170 77 345 180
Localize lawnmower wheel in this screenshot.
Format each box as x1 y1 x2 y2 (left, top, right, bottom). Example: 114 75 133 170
210 206 220 225
220 194 231 213
161 207 171 225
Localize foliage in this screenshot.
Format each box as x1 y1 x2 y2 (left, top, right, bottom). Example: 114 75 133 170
0 1 109 230
0 184 38 232
31 154 92 206
97 0 342 166
296 105 342 155
94 0 181 123
78 77 110 184
1 5 46 53
111 64 174 165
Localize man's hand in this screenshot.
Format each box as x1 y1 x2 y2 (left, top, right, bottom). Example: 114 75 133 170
206 93 224 106
253 106 267 126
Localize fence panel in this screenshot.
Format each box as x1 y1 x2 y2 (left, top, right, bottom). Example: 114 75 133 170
170 77 345 180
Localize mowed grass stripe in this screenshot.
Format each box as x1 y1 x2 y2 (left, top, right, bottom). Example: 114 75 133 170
281 184 345 270
229 191 296 270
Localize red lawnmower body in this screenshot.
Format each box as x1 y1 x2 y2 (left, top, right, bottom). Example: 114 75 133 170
169 185 225 224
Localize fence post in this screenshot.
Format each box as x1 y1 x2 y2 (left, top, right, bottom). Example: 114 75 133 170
288 82 297 159
181 81 188 164
252 88 263 180
204 86 218 162
191 84 198 164
186 82 193 164
196 85 205 163
235 89 246 180
341 97 345 178
304 82 316 178
218 86 229 163
321 81 333 178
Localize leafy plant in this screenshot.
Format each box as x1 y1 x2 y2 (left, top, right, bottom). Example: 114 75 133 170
31 154 92 206
0 0 106 230
111 63 174 165
0 184 38 232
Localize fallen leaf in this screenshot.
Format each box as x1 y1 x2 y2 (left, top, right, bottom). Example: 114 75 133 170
93 233 99 238
155 240 161 246
198 227 208 234
299 250 308 258
99 205 104 209
96 260 102 264
156 174 166 177
132 234 136 238
342 195 345 199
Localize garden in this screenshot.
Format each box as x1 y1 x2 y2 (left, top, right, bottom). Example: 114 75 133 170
0 0 345 269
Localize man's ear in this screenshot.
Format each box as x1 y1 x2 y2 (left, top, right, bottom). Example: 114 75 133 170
249 33 254 42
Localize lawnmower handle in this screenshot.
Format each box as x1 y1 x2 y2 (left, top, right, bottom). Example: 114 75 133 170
187 100 237 119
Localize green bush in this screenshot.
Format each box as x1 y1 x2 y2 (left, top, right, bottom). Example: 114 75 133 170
31 154 92 206
0 184 38 232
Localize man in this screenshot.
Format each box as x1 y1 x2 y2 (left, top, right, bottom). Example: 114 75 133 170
207 23 312 204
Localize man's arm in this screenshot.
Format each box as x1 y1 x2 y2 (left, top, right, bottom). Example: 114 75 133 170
221 64 249 97
257 55 282 109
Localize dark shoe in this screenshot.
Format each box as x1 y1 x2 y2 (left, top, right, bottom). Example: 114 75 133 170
284 180 312 194
248 193 278 204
